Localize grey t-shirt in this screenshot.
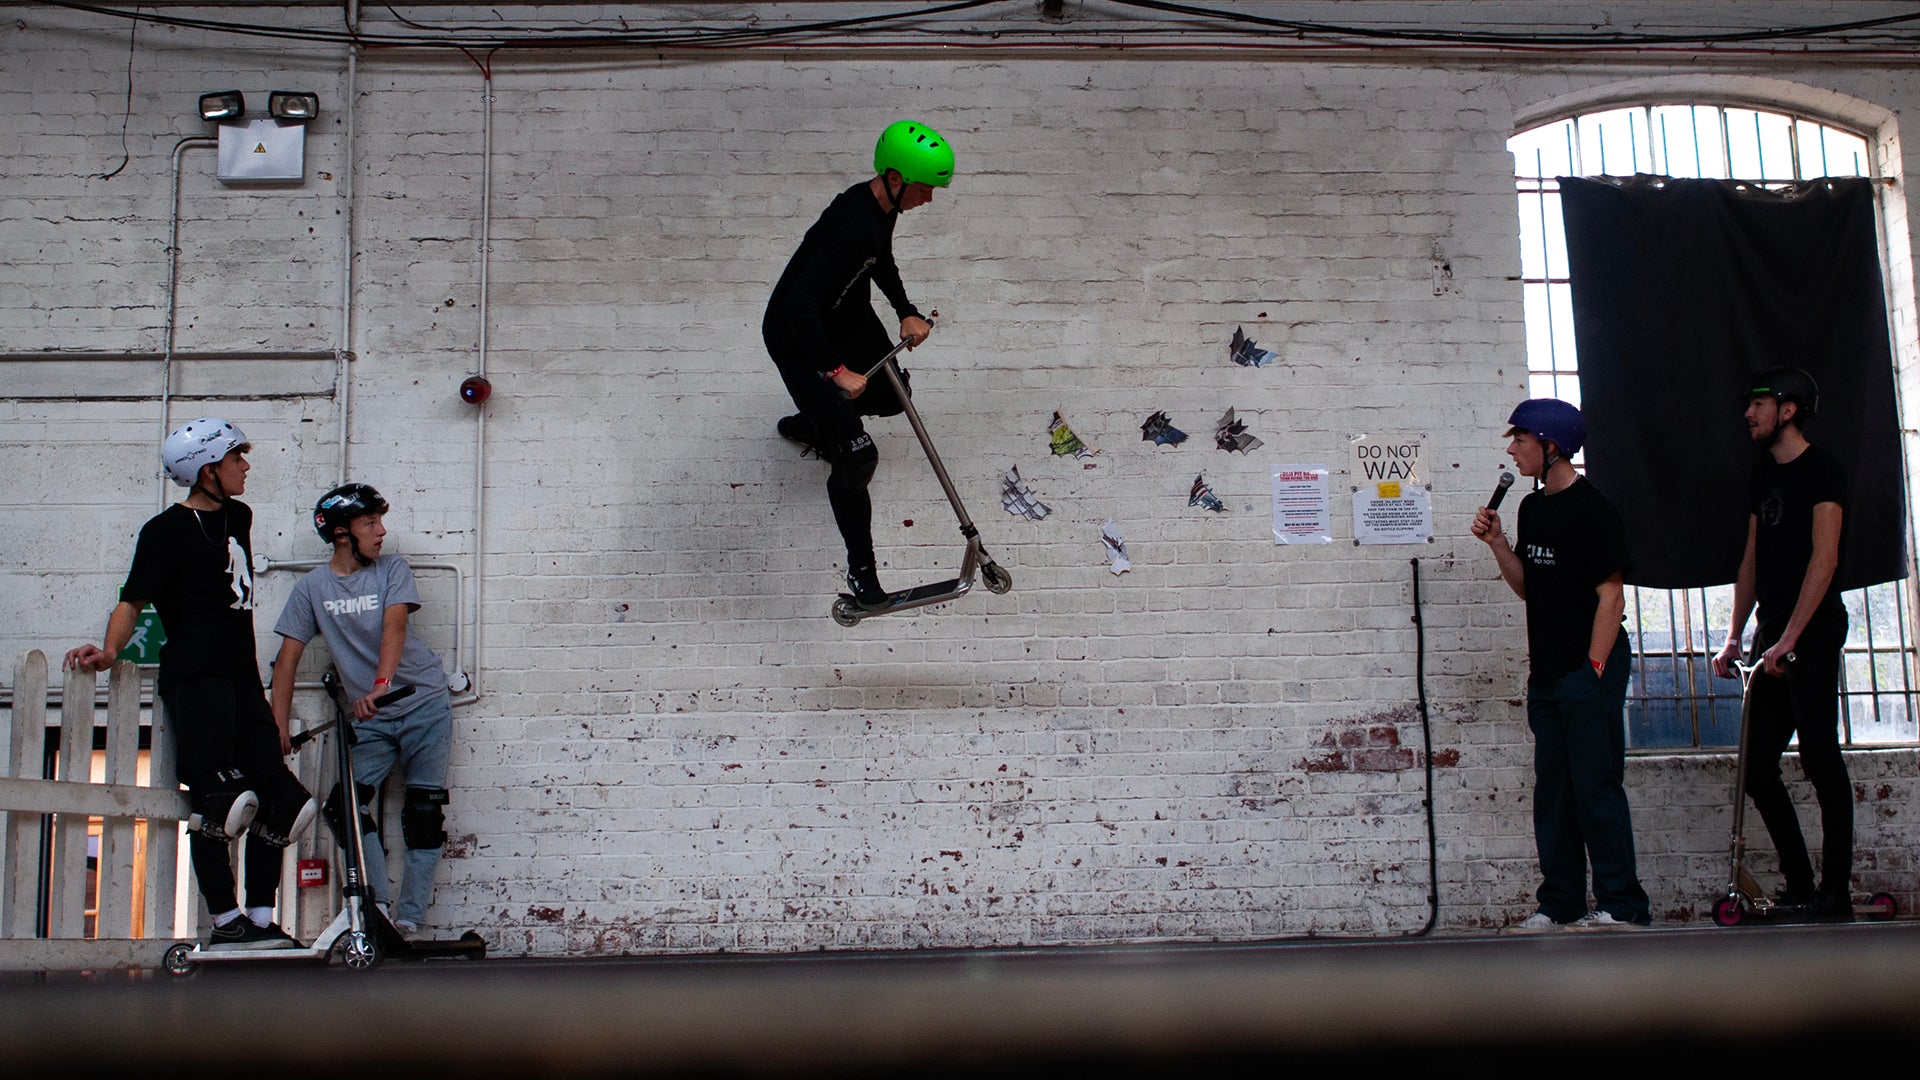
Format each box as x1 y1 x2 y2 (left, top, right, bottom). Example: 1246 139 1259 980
274 555 448 718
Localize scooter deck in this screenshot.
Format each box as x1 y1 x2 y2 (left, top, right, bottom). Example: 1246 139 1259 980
385 930 488 961
845 578 970 611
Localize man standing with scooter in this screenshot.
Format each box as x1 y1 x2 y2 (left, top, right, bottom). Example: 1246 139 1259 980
1711 367 1854 921
271 484 455 939
65 418 317 949
1473 399 1652 930
764 120 950 608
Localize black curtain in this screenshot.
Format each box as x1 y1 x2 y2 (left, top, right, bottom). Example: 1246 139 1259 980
1560 174 1906 591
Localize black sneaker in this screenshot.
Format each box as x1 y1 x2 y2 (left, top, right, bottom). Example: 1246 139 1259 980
207 918 301 951
777 414 827 459
846 563 890 609
1811 890 1856 923
1773 884 1818 909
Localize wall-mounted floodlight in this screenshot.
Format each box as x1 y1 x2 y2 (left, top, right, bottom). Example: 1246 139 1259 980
198 90 245 122
267 91 319 122
201 88 319 185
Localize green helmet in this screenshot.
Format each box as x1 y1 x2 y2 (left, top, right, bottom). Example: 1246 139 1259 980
873 120 954 187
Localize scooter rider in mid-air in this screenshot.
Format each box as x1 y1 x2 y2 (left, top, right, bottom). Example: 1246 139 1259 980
764 119 951 608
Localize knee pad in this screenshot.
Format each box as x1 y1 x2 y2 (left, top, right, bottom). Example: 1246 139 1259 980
402 787 449 851
187 775 259 842
251 785 319 849
829 436 879 488
322 781 379 842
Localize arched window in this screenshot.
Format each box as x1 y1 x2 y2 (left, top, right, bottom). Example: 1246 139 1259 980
1509 104 1914 750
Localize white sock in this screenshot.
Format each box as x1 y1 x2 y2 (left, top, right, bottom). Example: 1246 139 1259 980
247 906 274 927
213 908 245 927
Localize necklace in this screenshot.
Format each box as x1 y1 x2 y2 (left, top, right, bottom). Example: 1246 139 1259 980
188 505 227 547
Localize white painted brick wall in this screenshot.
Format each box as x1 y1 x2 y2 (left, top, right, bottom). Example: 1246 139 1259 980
2 4 1916 954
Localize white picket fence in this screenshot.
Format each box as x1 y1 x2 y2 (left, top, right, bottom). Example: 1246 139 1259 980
0 650 189 970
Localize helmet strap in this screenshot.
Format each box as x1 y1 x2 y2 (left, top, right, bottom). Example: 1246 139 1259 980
334 527 373 568
189 469 229 509
882 171 906 216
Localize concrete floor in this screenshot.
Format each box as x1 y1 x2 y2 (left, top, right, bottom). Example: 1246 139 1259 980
4 922 1918 1076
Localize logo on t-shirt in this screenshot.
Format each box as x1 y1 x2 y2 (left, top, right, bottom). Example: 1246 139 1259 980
1758 488 1784 528
226 537 254 611
322 594 382 617
1524 543 1557 567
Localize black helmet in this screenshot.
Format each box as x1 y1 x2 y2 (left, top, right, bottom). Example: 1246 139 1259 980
1745 366 1820 417
313 483 389 544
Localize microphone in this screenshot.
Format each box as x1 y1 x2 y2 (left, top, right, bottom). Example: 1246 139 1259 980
1487 471 1515 510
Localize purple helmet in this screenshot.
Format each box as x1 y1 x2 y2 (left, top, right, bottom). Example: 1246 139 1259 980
1504 398 1585 456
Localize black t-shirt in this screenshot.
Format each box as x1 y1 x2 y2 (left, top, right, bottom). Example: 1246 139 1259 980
120 501 259 692
763 182 920 373
1750 443 1847 630
1516 478 1632 682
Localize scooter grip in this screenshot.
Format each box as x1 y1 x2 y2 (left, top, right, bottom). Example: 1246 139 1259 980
373 684 415 708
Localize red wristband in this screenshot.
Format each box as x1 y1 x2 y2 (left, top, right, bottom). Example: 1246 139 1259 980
825 365 847 379
373 677 391 688
1589 658 1604 674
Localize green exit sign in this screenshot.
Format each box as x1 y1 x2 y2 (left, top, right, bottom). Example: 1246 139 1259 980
116 605 165 665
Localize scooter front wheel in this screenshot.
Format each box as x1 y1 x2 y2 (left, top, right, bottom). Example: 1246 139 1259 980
338 929 383 970
1712 894 1746 927
1865 892 1899 921
981 562 1013 595
162 942 197 977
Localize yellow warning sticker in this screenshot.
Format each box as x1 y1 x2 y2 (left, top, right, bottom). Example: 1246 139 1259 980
1377 481 1402 499
252 143 267 154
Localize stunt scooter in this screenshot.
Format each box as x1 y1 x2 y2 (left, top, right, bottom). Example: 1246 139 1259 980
1711 658 1898 927
163 673 485 973
828 318 1013 627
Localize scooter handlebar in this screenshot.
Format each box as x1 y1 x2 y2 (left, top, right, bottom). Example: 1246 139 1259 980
287 684 418 750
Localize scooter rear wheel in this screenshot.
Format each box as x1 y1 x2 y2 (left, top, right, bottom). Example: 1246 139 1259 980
1712 894 1746 927
1866 892 1899 921
831 598 862 627
981 562 1013 595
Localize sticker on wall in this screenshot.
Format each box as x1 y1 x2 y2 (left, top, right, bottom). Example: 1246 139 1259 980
1001 466 1051 520
1101 519 1132 574
1230 326 1278 368
1215 408 1263 454
1189 474 1226 513
1141 411 1188 446
1049 411 1099 467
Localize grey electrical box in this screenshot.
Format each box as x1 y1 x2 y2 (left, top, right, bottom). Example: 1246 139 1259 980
216 118 307 184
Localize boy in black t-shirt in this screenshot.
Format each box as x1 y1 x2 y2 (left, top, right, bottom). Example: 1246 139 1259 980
65 418 316 949
1473 398 1651 930
764 120 950 608
1712 367 1853 920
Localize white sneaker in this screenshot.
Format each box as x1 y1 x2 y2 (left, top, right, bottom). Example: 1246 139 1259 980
1566 911 1635 930
1504 911 1561 933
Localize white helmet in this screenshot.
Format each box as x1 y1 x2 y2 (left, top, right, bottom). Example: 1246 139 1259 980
161 417 249 487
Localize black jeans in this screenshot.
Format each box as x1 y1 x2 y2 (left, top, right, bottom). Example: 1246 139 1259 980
164 673 310 913
1526 634 1650 923
765 313 911 567
1746 608 1852 895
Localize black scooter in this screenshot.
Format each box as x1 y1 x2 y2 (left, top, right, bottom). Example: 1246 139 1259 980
829 322 1013 626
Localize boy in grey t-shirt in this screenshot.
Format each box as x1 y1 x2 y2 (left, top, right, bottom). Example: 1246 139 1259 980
270 483 453 937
